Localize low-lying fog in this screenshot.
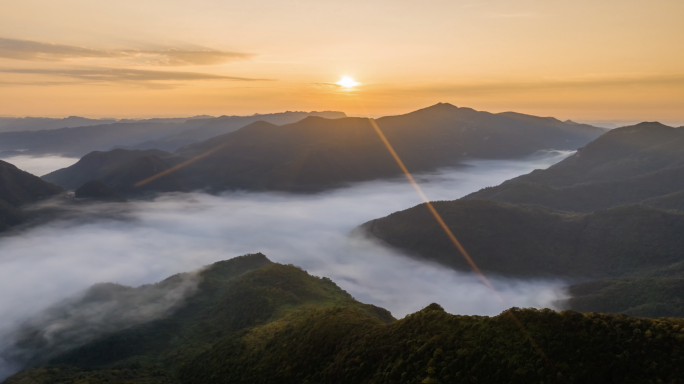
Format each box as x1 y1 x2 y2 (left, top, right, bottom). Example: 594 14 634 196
0 155 78 176
0 151 573 377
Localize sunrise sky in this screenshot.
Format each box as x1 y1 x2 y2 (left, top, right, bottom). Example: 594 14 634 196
1 0 683 121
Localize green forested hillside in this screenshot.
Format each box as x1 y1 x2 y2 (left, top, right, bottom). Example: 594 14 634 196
5 254 684 384
564 262 684 318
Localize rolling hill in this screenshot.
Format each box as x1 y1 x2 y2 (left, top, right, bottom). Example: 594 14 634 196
4 254 684 384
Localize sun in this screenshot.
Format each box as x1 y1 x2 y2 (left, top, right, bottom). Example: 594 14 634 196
336 76 360 88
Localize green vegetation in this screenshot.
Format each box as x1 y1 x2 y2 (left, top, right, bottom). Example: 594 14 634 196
5 254 684 384
181 306 684 384
565 262 684 318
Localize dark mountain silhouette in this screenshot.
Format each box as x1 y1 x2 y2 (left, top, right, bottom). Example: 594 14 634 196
5 254 684 384
359 122 684 318
359 200 684 280
643 190 684 211
128 110 347 152
74 180 125 201
0 111 347 157
465 122 684 211
42 104 607 194
0 160 63 230
42 148 183 191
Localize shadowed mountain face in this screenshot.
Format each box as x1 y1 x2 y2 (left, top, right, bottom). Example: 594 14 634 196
465 122 684 211
0 111 346 157
74 180 124 201
129 110 347 152
41 148 184 192
4 254 684 384
359 122 684 318
42 104 606 195
359 200 684 279
0 160 63 230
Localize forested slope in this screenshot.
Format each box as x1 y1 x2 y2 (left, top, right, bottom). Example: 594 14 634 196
5 254 684 384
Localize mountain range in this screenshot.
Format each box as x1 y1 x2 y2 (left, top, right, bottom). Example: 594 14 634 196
0 111 346 157
2 107 684 382
4 254 684 384
42 103 607 195
359 121 684 318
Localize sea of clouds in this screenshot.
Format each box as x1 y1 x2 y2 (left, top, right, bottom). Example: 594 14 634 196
0 150 573 378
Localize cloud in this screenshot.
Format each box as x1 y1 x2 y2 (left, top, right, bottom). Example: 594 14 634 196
0 37 253 66
312 82 344 88
0 151 573 379
0 38 121 61
128 49 252 66
5 273 200 366
0 68 273 86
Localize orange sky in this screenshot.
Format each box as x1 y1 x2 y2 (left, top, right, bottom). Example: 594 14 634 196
1 0 683 121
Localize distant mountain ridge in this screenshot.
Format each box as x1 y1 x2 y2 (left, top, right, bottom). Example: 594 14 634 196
42 103 607 195
0 116 118 133
0 111 347 157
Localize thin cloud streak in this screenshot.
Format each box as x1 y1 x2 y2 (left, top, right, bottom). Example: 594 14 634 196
0 37 253 66
0 68 274 86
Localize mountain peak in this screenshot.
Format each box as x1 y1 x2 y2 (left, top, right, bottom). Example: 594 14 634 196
424 102 459 110
632 121 672 129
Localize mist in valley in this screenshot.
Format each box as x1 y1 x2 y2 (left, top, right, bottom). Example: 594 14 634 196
0 151 573 378
0 155 78 177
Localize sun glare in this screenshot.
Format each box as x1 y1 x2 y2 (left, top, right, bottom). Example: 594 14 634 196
336 76 360 88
